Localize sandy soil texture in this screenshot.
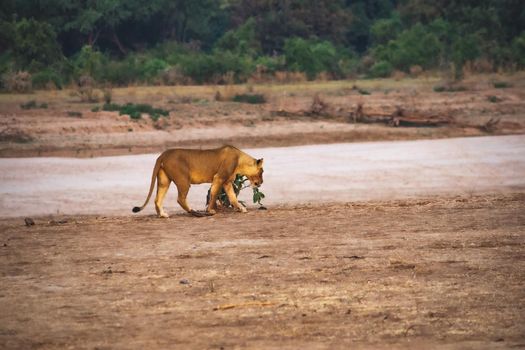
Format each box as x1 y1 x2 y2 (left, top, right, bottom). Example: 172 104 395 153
1 75 524 349
1 194 524 349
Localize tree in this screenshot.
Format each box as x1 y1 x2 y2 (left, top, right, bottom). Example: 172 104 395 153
231 0 352 54
215 18 261 57
373 23 442 71
12 18 63 71
370 12 402 45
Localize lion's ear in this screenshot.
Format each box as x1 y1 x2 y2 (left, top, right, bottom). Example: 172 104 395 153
256 158 264 167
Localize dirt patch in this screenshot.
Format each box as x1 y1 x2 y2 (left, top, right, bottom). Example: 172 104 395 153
1 194 524 349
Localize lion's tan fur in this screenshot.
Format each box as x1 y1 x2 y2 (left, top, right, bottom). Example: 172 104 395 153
133 145 264 217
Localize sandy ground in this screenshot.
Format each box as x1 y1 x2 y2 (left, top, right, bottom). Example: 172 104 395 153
0 135 524 218
1 76 524 349
1 194 524 349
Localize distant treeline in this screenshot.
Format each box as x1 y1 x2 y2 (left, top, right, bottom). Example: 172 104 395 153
1 0 524 89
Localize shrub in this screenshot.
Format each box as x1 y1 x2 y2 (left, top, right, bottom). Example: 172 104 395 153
102 103 169 121
373 23 442 71
102 58 139 86
338 56 360 78
102 88 112 104
161 67 186 85
284 38 340 80
368 61 393 78
76 75 100 102
433 85 467 93
487 95 502 103
409 65 423 76
2 71 32 92
67 111 82 117
177 51 253 84
142 58 169 82
32 69 62 89
179 54 215 84
493 81 512 89
20 100 48 109
73 45 106 81
232 94 266 104
254 56 285 74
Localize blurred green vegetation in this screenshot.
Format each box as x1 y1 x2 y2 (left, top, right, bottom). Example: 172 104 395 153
1 0 524 90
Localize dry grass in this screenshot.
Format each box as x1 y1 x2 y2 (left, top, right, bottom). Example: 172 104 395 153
3 72 524 107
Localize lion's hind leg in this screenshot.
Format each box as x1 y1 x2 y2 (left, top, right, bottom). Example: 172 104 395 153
155 168 171 218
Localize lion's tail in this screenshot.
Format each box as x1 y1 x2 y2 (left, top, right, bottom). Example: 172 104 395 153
132 154 163 213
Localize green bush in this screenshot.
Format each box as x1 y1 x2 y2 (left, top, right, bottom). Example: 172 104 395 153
232 94 266 104
102 103 169 121
254 56 285 74
32 69 62 89
178 54 218 84
178 51 253 84
433 85 467 93
73 45 106 81
373 23 442 71
20 100 47 109
284 38 341 80
493 81 512 89
368 61 393 78
11 19 63 71
142 58 169 82
102 58 139 86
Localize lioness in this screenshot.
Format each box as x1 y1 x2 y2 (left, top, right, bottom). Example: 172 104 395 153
132 145 264 217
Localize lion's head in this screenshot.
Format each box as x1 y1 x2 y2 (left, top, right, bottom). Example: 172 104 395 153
246 158 264 188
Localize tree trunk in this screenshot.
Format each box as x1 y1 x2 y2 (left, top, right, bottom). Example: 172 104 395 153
111 29 127 55
88 30 101 46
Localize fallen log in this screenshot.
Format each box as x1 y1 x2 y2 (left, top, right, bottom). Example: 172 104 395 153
391 114 455 127
350 104 455 127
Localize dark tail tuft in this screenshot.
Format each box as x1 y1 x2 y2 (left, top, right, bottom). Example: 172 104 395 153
132 207 141 213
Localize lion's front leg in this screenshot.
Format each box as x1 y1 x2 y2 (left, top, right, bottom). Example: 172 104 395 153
207 175 224 215
223 182 247 213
